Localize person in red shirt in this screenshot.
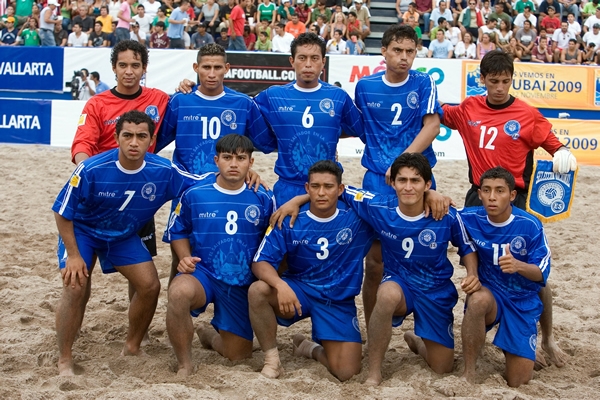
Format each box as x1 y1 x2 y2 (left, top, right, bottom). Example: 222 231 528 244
228 0 247 50
541 6 561 34
284 14 306 38
346 11 362 40
440 50 575 371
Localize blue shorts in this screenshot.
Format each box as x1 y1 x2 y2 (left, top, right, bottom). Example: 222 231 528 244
188 268 253 341
363 170 437 194
276 279 362 344
483 284 542 361
273 180 306 208
382 274 457 349
57 232 152 274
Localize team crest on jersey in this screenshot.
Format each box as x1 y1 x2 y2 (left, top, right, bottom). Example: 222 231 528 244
245 205 261 225
221 110 237 130
141 182 157 201
352 317 361 333
407 91 419 109
418 229 437 249
503 120 521 140
537 182 565 214
145 106 160 123
509 236 528 256
336 228 353 245
529 334 537 351
78 114 87 126
319 98 335 117
69 174 80 188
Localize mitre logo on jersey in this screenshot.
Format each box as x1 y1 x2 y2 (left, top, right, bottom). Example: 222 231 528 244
277 105 295 112
198 210 218 218
319 98 335 117
418 229 437 249
380 230 397 240
504 120 521 140
145 105 160 123
509 236 528 256
141 182 156 201
221 110 237 129
336 228 353 245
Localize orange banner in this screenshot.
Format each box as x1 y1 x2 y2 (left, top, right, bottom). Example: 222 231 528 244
535 118 600 166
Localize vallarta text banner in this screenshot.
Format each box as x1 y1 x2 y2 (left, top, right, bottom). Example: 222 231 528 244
0 47 65 92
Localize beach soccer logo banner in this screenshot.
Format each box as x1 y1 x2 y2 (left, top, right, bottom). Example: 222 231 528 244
526 160 578 223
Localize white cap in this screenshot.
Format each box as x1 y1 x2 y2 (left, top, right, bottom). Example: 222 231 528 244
48 0 60 6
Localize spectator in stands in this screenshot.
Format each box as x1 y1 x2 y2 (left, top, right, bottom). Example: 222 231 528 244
583 23 600 47
505 36 523 59
153 7 170 31
566 13 581 37
296 0 312 26
583 42 598 64
89 21 109 47
495 0 513 18
149 21 169 48
513 0 536 17
476 31 496 58
77 68 96 100
583 8 600 34
257 0 277 31
191 21 214 48
445 19 462 46
18 17 40 46
68 22 89 46
243 0 258 30
346 30 365 53
559 0 579 22
215 27 230 47
227 0 247 51
430 1 453 35
458 0 483 40
1 16 18 46
414 0 432 36
489 2 512 29
277 0 295 24
218 0 235 32
310 0 332 26
73 4 95 35
329 4 345 25
429 28 454 57
256 18 272 39
144 0 162 20
552 21 575 61
106 21 118 46
108 0 122 22
16 1 34 27
286 13 307 38
349 0 371 39
480 0 493 21
540 6 560 34
91 71 110 95
582 0 599 20
272 21 294 51
479 17 499 43
96 6 114 34
326 28 347 53
531 36 553 61
401 2 418 23
347 11 361 38
516 19 537 58
430 16 447 40
243 24 256 49
168 0 195 49
561 38 582 63
130 21 146 45
1 6 16 30
255 29 272 50
454 30 477 58
116 0 137 43
39 0 61 47
415 37 429 57
495 18 513 50
513 6 536 34
54 21 68 47
407 15 422 39
198 0 220 37
330 11 346 38
134 5 153 43
313 14 330 40
535 27 553 47
538 0 561 19
450 0 467 25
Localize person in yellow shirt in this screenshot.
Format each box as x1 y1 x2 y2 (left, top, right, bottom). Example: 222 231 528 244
96 5 114 34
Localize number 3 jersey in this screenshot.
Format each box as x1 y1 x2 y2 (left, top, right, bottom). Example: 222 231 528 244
442 96 563 190
355 70 442 175
342 187 475 291
253 204 375 301
53 149 204 241
459 206 551 300
254 81 364 184
155 88 277 174
166 177 275 286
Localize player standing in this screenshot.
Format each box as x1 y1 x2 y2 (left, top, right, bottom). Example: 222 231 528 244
440 50 575 367
165 134 274 376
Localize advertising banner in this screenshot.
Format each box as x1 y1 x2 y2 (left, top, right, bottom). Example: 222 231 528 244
0 99 52 144
534 118 600 166
0 47 64 92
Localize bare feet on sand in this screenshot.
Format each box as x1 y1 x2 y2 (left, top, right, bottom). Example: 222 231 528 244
58 359 76 376
535 338 567 369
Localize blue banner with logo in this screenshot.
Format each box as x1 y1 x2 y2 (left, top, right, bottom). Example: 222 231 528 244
0 99 52 144
526 160 578 223
0 47 64 92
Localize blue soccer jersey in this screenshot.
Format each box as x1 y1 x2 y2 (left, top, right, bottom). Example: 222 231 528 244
342 187 475 291
459 206 551 300
155 88 276 174
253 204 375 301
355 70 442 175
167 178 275 286
254 81 364 185
52 149 204 241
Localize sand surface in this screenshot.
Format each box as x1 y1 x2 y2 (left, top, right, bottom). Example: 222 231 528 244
1 144 599 399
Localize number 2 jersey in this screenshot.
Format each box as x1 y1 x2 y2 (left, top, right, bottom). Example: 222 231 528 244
253 204 375 301
53 149 203 241
355 70 442 175
155 88 277 174
442 96 563 190
254 81 364 184
166 176 275 287
342 187 475 291
459 206 551 300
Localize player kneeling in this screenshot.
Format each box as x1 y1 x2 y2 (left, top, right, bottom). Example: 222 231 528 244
459 167 552 387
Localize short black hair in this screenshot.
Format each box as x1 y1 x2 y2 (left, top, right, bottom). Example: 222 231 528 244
137 4 144 8
291 32 326 58
91 71 100 80
100 5 108 11
308 160 342 184
155 21 165 28
95 20 103 27
197 43 227 63
479 166 515 191
116 110 156 137
480 50 514 78
390 153 432 184
348 11 357 17
381 24 418 48
72 22 82 29
215 134 255 156
111 40 149 68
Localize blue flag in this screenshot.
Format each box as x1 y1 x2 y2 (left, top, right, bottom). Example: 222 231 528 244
526 160 578 223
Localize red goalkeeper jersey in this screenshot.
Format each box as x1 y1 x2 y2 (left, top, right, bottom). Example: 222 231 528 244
71 87 169 163
442 96 563 190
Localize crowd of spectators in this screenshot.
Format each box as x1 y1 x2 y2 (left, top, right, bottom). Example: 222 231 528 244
0 0 372 54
